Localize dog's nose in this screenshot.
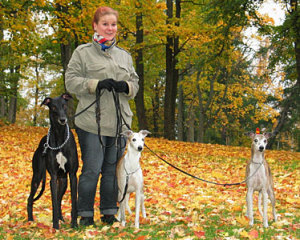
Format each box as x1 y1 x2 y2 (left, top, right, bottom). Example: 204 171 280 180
59 118 67 125
259 146 264 152
138 146 143 152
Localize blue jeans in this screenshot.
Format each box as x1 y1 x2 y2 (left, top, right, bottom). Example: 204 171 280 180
76 128 125 217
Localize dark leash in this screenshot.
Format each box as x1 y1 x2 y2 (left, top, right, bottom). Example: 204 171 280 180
118 109 261 187
145 145 263 187
118 166 141 203
68 83 262 190
95 87 127 203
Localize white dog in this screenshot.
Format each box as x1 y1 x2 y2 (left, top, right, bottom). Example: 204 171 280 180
245 131 277 228
117 130 150 228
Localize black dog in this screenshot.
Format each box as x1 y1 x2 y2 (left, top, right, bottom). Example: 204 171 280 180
27 93 78 229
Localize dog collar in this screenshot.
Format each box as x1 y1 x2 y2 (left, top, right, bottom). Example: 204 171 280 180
43 124 70 154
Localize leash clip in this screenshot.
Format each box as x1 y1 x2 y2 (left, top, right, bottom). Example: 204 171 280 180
43 143 49 154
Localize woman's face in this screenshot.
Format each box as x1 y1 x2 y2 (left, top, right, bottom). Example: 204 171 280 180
94 14 118 40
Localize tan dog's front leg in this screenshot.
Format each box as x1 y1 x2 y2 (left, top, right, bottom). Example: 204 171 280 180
269 187 277 222
258 191 263 216
263 191 269 228
246 188 254 226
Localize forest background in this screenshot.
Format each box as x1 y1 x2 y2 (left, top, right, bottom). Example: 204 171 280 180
1 0 299 151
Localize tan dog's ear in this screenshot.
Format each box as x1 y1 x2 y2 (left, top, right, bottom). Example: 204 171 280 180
140 130 151 137
122 130 133 138
263 132 276 139
244 131 255 139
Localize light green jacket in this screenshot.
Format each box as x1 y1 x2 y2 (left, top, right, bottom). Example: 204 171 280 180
65 41 139 136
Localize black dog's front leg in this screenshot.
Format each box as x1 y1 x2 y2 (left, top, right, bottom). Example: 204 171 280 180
57 177 68 222
69 172 78 228
50 175 59 229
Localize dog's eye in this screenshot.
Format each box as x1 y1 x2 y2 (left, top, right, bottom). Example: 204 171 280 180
132 138 136 142
264 140 267 143
254 139 258 143
142 138 144 142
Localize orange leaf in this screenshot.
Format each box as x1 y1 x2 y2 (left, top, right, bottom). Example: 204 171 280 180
194 231 205 238
135 235 147 240
249 229 259 238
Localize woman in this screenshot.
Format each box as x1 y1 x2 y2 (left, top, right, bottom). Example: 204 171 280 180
65 6 139 226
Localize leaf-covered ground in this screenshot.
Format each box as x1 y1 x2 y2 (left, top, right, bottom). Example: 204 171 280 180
0 124 299 239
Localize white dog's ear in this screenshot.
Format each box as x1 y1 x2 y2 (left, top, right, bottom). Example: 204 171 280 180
122 130 133 137
140 130 151 137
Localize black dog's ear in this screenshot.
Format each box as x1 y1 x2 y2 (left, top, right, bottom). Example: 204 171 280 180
61 93 73 101
41 97 52 106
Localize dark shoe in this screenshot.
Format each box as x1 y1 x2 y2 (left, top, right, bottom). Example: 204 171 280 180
101 215 119 225
80 217 94 226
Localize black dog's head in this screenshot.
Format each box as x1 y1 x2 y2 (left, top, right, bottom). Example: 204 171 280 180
41 93 73 125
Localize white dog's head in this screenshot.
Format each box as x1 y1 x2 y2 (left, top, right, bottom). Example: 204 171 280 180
122 130 151 152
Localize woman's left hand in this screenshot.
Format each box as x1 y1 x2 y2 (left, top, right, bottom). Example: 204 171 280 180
111 80 129 94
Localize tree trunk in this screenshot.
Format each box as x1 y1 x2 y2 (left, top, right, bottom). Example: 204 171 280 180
177 84 184 141
292 0 300 85
61 43 72 88
268 100 290 149
164 0 174 139
187 102 195 142
0 97 5 118
134 6 148 130
55 2 75 127
33 59 39 126
196 74 205 143
164 0 181 140
152 78 160 137
268 0 300 149
8 66 20 123
0 13 5 119
8 96 17 123
61 42 76 128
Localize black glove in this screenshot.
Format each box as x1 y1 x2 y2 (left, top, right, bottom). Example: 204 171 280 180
111 80 129 94
97 79 114 92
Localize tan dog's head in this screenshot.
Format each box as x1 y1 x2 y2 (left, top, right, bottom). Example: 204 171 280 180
122 130 151 152
245 132 275 152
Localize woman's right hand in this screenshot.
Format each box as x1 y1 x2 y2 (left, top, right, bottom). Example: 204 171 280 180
97 79 114 92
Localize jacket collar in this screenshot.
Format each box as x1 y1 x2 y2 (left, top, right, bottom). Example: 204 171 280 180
92 39 116 55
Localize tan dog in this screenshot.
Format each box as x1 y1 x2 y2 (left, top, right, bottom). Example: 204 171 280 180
117 130 150 228
245 131 277 228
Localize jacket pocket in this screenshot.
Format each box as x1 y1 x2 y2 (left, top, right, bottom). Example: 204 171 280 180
86 63 106 79
117 64 130 81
